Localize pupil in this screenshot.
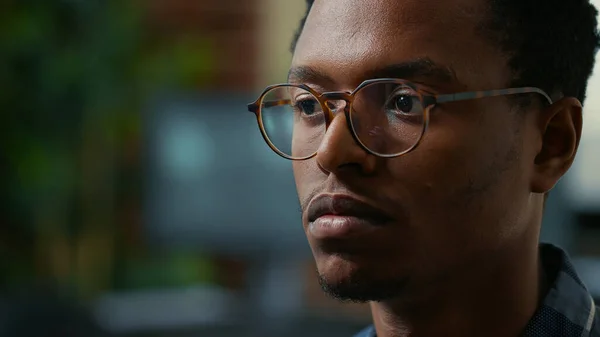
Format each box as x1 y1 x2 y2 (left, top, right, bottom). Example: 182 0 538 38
395 95 413 112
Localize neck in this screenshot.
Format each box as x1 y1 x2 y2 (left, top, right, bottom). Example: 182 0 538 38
370 233 547 337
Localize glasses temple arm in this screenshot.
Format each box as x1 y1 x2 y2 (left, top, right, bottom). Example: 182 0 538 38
433 87 553 105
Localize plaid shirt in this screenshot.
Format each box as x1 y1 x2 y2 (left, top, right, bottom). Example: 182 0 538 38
354 244 599 337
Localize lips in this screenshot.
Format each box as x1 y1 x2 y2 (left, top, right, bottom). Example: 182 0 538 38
307 194 392 223
306 194 393 239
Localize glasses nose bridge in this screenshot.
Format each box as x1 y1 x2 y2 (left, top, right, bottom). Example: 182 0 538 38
321 91 352 113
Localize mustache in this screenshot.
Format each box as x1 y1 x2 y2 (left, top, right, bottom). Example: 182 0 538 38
299 187 321 214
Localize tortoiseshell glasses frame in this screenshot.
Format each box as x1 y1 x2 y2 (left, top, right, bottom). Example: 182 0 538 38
247 78 552 160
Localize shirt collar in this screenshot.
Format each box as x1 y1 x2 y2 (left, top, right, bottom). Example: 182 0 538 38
521 243 596 337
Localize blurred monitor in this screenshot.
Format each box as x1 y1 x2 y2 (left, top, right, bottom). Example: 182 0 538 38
143 92 311 258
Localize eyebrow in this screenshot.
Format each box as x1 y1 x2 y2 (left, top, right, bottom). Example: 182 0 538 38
288 57 458 86
287 66 335 85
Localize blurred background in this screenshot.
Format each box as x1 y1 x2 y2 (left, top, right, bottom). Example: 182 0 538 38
0 0 599 336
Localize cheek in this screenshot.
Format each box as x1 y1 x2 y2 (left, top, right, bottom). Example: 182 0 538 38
292 161 322 210
388 115 526 247
402 105 519 198
292 161 308 194
390 119 484 197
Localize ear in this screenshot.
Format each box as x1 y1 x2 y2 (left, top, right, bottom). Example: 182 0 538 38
531 97 582 194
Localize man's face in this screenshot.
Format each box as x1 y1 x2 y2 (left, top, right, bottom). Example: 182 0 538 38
291 0 540 302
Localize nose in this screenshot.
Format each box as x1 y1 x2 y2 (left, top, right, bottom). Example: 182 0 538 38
315 104 378 175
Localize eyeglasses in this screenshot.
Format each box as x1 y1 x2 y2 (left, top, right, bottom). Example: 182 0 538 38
247 78 552 160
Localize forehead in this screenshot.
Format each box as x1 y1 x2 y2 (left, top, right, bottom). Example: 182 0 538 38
292 0 510 90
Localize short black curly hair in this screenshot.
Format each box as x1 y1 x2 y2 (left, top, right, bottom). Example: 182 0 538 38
290 0 600 104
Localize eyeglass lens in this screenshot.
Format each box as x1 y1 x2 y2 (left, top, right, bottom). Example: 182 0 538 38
259 82 426 159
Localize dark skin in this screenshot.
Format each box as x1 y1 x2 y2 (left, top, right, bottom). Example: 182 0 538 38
290 0 582 336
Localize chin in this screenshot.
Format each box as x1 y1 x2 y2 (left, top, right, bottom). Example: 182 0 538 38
315 252 410 303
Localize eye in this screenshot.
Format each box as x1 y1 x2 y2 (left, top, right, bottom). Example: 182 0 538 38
293 96 320 116
385 87 422 116
394 95 414 113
